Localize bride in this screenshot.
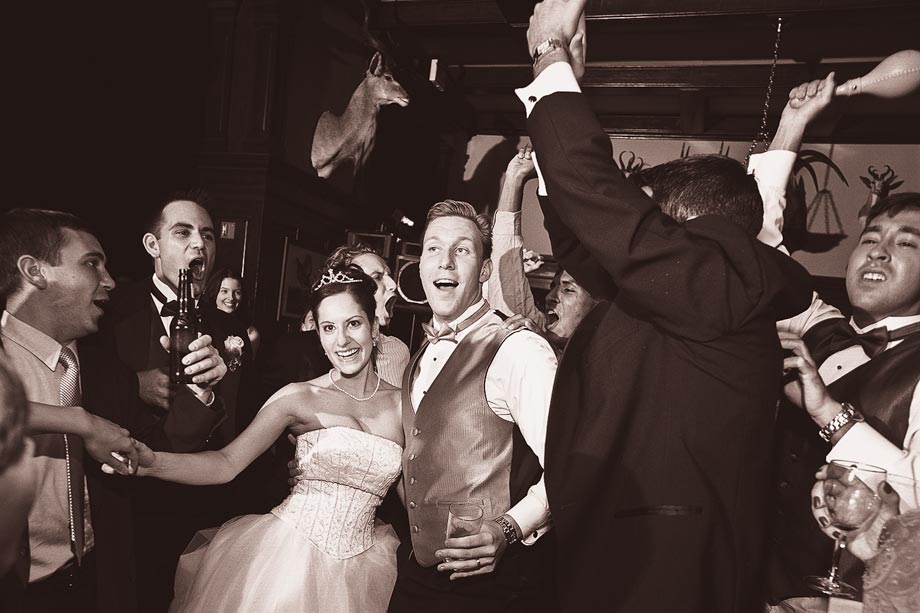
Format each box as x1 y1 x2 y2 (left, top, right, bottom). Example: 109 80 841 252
126 266 404 612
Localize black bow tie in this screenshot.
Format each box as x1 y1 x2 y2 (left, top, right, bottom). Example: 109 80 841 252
810 319 920 362
150 284 194 318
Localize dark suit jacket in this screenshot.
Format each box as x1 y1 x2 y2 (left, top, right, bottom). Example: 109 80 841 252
104 277 225 454
528 92 813 613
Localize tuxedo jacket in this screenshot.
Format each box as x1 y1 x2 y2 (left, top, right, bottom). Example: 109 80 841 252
528 92 813 613
104 277 225 453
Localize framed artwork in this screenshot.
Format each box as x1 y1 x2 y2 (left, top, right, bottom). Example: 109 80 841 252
346 231 394 259
277 237 326 321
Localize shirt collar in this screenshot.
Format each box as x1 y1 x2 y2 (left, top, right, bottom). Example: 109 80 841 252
1 310 75 371
151 274 177 307
851 313 920 335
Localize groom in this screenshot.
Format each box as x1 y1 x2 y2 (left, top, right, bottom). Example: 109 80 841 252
387 200 559 613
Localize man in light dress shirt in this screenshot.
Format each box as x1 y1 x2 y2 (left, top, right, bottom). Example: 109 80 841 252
0 208 226 613
388 200 559 613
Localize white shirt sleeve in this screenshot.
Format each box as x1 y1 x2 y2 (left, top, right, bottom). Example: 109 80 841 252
776 292 845 337
485 330 558 544
827 379 920 512
748 150 796 249
486 211 547 328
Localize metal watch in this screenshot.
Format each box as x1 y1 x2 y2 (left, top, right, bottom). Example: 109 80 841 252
492 515 520 546
531 38 565 65
818 402 864 443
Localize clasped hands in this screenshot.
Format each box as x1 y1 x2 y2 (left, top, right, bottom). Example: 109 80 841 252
137 334 227 410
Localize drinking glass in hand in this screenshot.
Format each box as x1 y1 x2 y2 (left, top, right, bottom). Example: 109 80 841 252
446 503 484 539
806 460 887 599
442 503 484 562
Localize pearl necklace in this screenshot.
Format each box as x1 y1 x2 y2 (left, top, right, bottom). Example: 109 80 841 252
328 369 381 402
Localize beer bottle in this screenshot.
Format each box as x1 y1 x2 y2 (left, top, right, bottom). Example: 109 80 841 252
169 268 199 384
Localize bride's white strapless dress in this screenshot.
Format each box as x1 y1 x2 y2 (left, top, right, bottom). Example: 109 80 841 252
169 426 403 613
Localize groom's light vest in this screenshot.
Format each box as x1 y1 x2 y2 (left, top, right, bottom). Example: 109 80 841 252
400 311 520 567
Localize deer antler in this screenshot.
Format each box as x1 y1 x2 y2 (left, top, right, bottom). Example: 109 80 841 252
879 165 895 182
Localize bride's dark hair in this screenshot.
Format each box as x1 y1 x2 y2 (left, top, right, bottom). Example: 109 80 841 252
310 265 378 326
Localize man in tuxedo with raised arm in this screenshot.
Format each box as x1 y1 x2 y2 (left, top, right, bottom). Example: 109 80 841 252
520 2 814 611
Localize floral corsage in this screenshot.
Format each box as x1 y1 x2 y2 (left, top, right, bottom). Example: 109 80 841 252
224 335 245 372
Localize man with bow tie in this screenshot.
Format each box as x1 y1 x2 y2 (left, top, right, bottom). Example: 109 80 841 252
388 200 559 613
768 191 920 600
101 195 233 613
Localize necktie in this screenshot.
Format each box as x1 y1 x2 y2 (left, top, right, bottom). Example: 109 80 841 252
59 347 85 566
421 302 493 345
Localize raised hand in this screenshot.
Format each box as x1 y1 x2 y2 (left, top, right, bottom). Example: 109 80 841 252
505 145 537 183
784 72 836 126
527 0 588 57
770 72 836 152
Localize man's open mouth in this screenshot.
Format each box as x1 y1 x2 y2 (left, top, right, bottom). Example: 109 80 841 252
189 257 206 280
861 270 887 282
545 308 559 327
385 294 397 316
433 279 458 289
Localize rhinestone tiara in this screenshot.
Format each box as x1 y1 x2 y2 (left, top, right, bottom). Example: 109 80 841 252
313 268 363 291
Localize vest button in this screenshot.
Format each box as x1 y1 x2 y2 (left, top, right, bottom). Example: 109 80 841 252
412 525 420 533
412 428 420 436
409 477 417 485
409 453 417 461
408 501 417 509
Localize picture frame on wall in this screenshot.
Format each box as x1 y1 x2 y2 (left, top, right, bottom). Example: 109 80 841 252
346 231 394 259
277 236 326 321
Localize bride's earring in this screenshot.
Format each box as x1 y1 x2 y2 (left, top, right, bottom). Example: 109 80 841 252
372 337 378 348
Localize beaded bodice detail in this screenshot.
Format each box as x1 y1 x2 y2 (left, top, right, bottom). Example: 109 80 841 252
271 426 402 559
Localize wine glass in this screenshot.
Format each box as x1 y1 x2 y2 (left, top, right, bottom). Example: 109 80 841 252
806 460 887 599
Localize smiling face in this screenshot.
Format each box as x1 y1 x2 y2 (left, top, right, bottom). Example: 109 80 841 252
42 229 116 343
351 253 397 326
420 216 492 324
216 277 243 314
144 200 216 296
846 209 920 326
544 270 596 349
316 291 378 377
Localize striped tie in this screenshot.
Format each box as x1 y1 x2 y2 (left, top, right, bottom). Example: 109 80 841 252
59 346 85 566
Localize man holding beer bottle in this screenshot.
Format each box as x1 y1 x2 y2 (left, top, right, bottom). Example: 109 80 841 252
102 195 230 613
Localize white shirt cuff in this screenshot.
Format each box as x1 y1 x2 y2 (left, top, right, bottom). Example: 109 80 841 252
505 479 551 545
748 150 796 186
514 61 581 119
749 150 796 248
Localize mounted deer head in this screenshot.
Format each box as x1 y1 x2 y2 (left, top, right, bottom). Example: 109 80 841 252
858 165 904 227
365 51 409 108
311 51 410 181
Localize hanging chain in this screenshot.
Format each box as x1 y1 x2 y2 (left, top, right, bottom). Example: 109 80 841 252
746 16 783 165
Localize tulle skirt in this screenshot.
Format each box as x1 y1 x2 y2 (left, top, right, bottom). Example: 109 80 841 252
170 513 399 613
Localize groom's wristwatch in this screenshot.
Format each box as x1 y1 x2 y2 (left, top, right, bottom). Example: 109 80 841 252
493 515 521 546
818 402 863 443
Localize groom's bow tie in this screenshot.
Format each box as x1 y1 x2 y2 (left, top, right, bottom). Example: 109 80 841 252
420 302 494 346
421 322 457 344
